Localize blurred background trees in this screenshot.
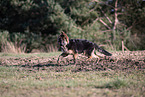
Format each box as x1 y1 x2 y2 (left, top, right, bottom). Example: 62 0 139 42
0 0 145 53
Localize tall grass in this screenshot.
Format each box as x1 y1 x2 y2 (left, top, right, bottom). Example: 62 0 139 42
1 41 26 53
46 44 58 52
0 31 26 53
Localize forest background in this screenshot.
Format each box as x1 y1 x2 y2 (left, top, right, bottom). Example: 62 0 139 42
0 0 145 53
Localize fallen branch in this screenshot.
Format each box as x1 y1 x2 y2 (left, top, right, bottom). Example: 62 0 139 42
122 41 130 53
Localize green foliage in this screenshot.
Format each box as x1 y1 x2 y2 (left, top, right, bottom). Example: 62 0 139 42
0 0 145 52
0 30 9 45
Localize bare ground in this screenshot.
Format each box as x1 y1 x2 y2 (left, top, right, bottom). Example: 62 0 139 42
0 51 145 72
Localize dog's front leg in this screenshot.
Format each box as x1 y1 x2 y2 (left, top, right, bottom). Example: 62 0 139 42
57 53 69 65
73 53 78 65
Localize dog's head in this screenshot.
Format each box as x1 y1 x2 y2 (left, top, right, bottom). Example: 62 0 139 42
58 31 69 46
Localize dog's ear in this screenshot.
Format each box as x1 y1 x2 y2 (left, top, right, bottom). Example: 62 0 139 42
61 31 64 35
61 31 69 44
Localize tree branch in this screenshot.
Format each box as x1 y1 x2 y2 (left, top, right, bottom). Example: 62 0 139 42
93 0 114 8
99 7 112 24
99 19 111 30
113 0 119 30
73 25 85 31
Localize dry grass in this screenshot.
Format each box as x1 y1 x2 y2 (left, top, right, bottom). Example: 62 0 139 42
1 41 58 53
46 44 58 52
1 41 26 53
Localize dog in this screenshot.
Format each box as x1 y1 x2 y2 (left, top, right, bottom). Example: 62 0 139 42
57 31 112 64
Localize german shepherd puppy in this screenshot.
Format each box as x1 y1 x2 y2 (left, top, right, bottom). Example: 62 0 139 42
57 31 112 64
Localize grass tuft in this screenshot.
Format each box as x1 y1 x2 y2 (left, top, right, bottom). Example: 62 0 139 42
104 78 127 89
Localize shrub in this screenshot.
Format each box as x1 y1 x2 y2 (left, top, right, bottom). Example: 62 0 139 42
0 31 58 53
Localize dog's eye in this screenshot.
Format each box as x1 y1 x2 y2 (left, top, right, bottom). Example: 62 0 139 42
60 35 64 37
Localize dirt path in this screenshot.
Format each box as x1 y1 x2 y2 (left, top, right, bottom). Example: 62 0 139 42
0 51 145 72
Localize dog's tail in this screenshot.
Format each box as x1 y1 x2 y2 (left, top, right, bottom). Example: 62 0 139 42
95 44 112 56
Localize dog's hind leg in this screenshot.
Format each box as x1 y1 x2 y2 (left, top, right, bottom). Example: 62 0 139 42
86 49 101 63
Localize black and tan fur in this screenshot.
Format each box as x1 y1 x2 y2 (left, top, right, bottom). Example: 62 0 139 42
57 31 112 64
